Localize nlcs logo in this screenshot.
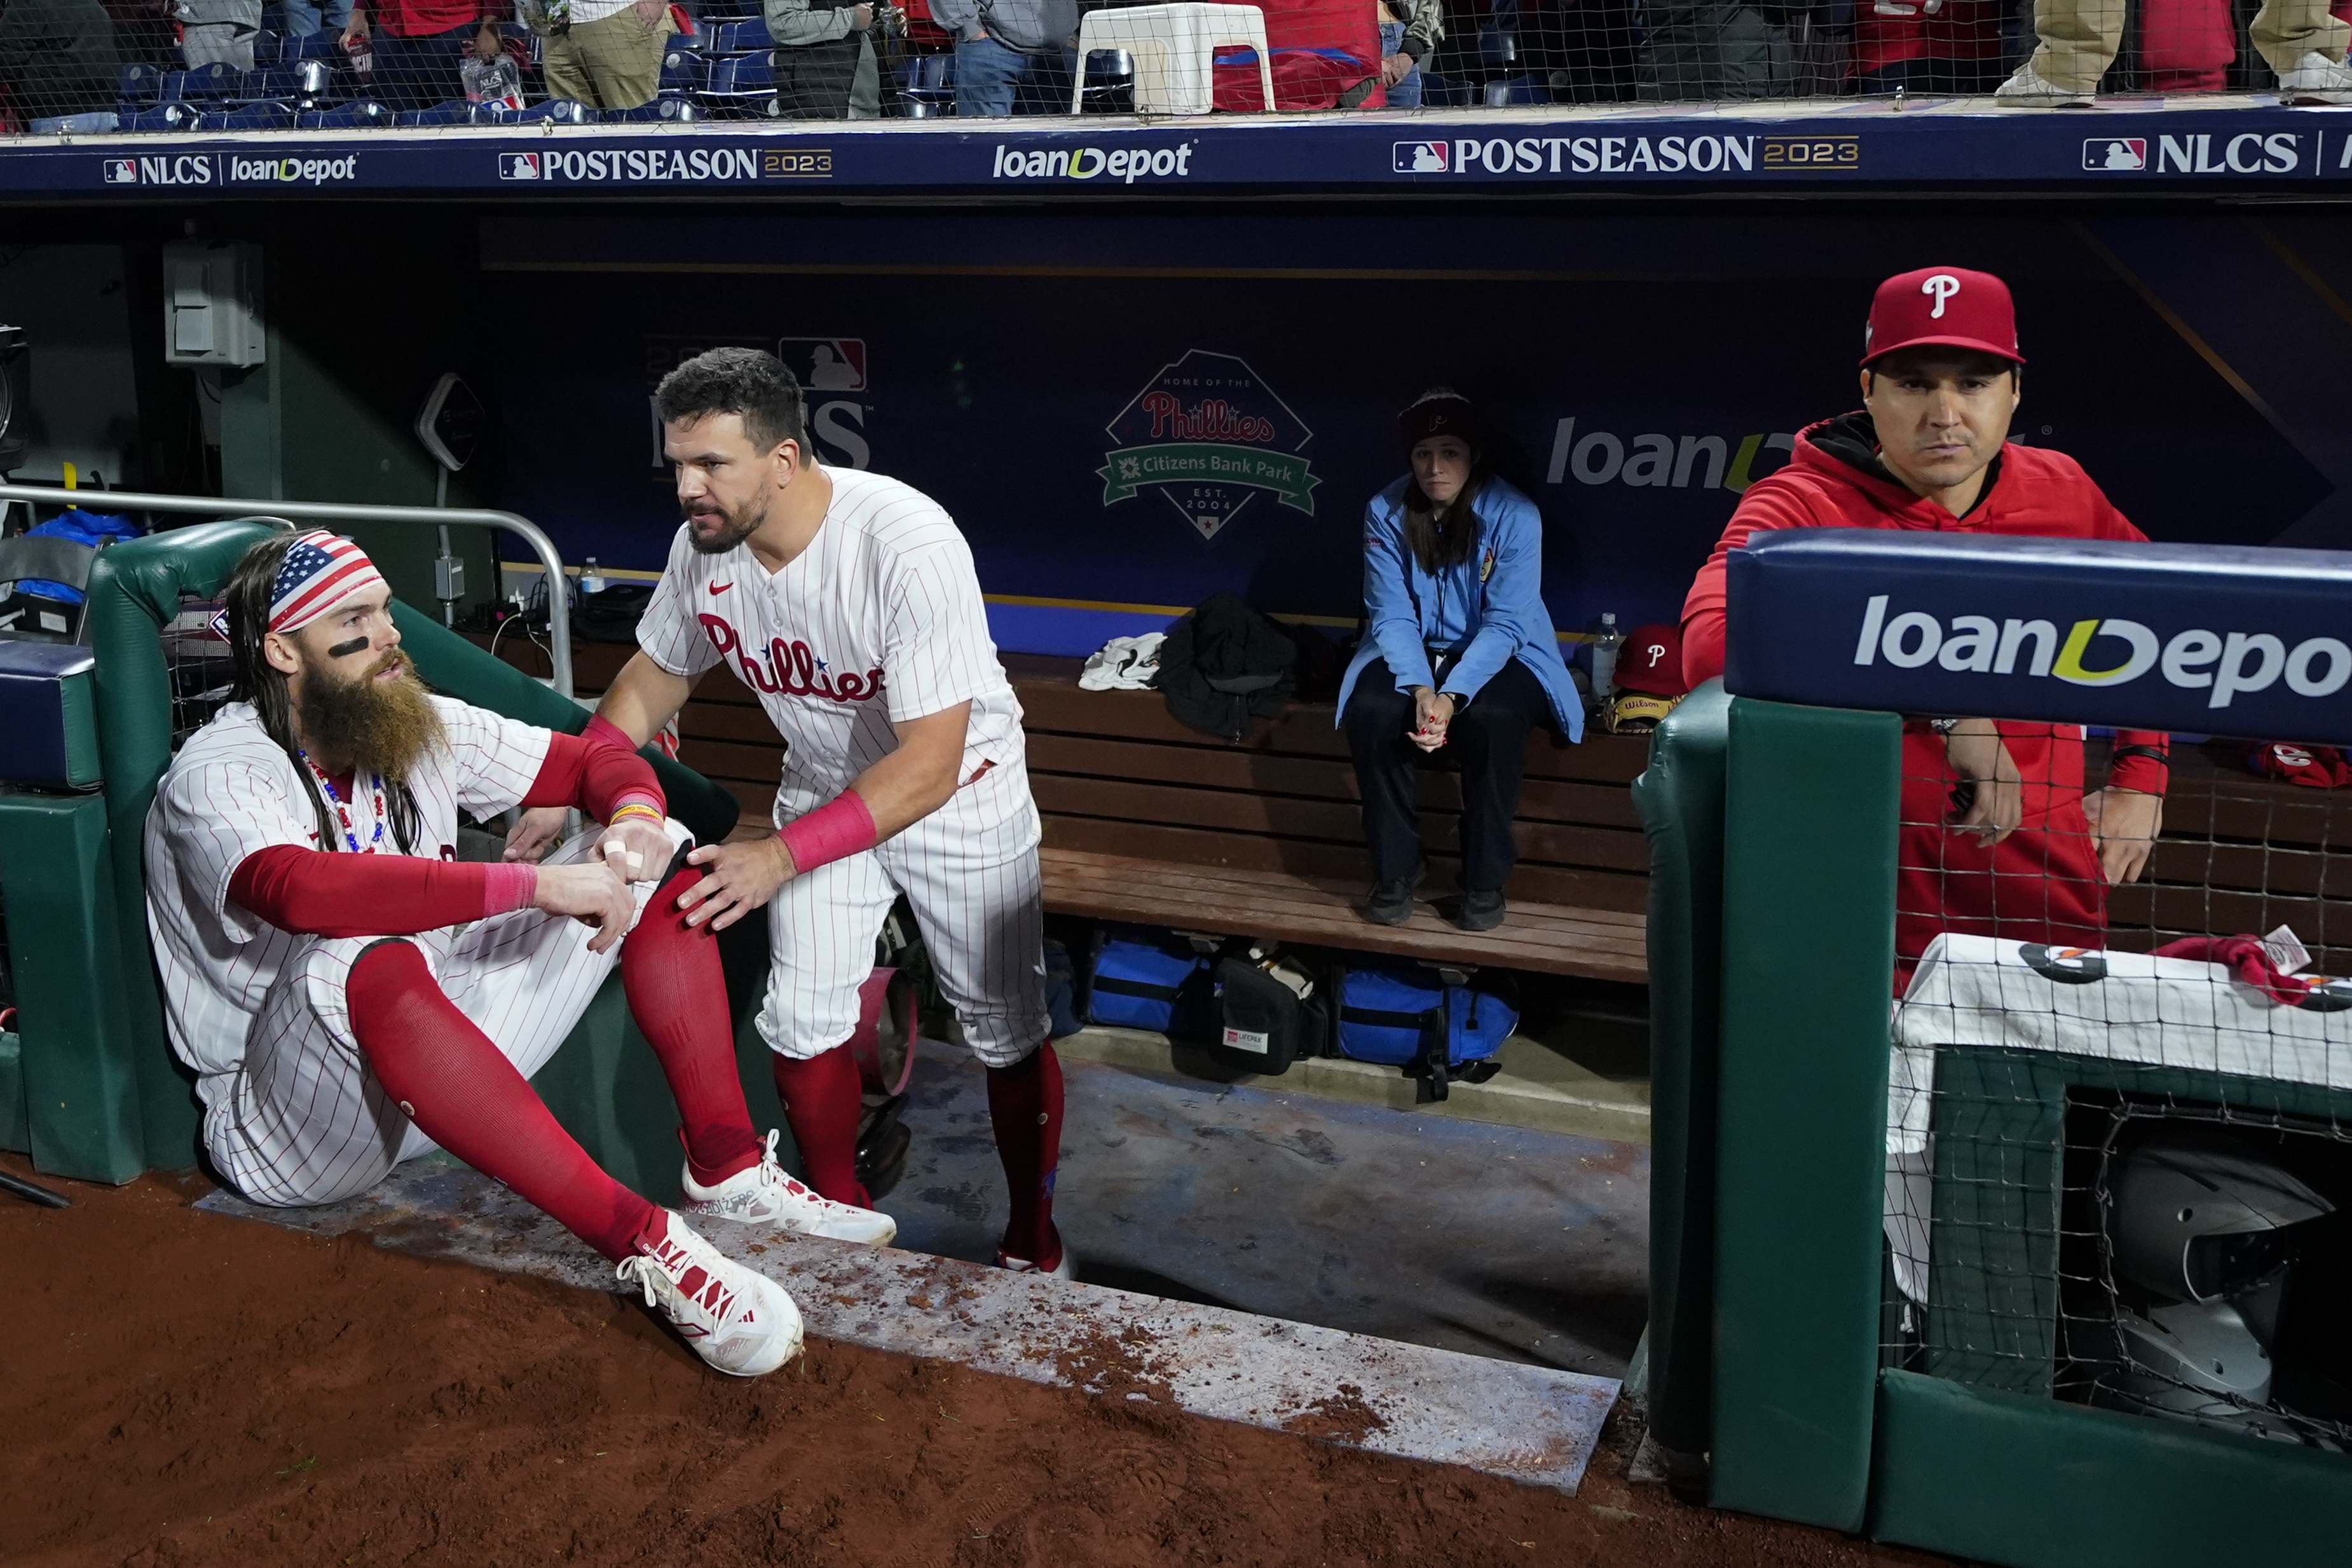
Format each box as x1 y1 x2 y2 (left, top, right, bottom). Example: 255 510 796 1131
1393 141 1448 174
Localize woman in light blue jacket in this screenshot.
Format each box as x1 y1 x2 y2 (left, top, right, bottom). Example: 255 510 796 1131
1338 389 1582 932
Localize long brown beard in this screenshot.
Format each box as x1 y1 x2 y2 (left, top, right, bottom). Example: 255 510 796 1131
296 647 444 781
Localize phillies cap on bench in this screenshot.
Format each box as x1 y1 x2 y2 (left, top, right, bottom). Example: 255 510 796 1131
1861 266 2025 369
1615 622 1688 697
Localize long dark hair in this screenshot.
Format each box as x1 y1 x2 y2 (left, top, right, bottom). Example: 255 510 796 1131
222 535 421 854
1400 460 1484 576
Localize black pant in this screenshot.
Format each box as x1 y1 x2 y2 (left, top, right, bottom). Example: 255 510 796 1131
1342 656 1549 893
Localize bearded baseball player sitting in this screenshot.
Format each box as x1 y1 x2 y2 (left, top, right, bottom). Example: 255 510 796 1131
146 529 896 1381
507 347 1069 1278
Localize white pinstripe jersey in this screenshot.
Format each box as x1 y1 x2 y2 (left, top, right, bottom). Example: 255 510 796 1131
636 465 1025 802
144 697 553 1082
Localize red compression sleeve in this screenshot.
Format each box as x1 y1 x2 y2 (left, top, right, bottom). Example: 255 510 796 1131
777 791 878 875
624 862 762 1185
348 941 658 1263
2108 730 2170 796
228 846 536 937
522 728 666 824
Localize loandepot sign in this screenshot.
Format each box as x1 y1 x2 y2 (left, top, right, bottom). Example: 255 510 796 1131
1100 350 1318 541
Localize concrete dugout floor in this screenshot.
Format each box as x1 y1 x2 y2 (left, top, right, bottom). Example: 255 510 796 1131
877 1046 1649 1381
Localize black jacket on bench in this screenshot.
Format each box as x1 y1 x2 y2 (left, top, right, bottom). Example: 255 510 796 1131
1157 593 1296 742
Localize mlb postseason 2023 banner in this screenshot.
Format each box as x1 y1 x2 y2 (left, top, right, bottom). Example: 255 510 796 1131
1723 531 2352 745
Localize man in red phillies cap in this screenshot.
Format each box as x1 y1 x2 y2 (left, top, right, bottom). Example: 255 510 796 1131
1679 265 2170 986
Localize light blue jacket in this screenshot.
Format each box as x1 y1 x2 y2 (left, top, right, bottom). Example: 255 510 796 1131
1336 474 1583 741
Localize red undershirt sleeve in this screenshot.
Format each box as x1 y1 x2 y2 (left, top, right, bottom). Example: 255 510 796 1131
228 845 538 939
519 727 665 823
2108 730 2170 796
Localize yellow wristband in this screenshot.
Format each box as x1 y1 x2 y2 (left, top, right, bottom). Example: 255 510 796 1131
608 803 664 826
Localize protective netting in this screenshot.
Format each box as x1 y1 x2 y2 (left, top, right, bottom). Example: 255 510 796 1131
162 590 234 750
1884 721 2352 1453
4 0 2350 133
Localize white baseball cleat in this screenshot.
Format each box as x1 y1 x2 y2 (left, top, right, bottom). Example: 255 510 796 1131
1992 62 2093 106
996 1227 1075 1279
680 1129 899 1246
616 1212 804 1378
2277 51 2352 104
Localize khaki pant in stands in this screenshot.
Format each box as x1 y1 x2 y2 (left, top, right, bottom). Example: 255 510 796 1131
544 7 675 111
2029 0 2348 92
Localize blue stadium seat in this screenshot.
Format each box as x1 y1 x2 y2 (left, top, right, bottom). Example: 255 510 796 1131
1476 27 1517 69
478 97 596 123
280 31 339 60
1416 72 1471 107
697 51 775 112
695 0 762 21
117 63 165 104
161 62 242 100
249 29 282 64
1076 48 1130 112
232 64 331 104
196 100 297 130
894 52 953 116
121 102 200 132
659 42 709 94
395 97 479 126
1481 73 1548 106
603 95 702 121
297 99 390 128
699 18 772 52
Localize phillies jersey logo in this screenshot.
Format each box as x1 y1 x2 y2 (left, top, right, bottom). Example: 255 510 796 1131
701 614 884 702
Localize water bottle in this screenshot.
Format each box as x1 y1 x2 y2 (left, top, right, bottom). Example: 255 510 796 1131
1589 612 1624 700
580 556 607 596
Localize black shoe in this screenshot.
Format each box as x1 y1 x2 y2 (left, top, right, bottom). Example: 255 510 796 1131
1360 877 1416 925
854 1092 912 1199
1449 889 1506 932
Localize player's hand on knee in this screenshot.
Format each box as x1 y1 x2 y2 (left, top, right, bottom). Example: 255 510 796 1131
677 837 796 931
597 817 673 883
504 805 571 864
533 861 636 952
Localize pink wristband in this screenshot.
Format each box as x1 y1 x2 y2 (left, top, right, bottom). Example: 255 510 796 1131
777 791 878 875
482 862 538 917
584 714 636 753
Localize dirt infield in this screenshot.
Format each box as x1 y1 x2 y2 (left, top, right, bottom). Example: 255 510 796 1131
1 1155 1948 1568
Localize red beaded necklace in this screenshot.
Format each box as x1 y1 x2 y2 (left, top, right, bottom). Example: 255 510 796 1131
300 753 386 854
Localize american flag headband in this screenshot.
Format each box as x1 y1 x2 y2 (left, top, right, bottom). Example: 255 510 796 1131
268 531 388 635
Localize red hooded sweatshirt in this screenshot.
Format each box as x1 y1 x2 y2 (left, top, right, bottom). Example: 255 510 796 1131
1681 412 2169 985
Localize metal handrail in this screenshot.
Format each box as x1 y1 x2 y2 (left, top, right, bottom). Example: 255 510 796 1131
0 484 575 697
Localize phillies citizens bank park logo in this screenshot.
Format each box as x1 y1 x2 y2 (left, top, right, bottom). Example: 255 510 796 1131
1099 351 1318 541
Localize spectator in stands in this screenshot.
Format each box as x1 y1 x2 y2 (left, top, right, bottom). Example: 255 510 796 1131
342 0 503 112
1339 389 1583 934
1998 0 2352 101
929 0 1075 114
281 0 355 47
1850 0 2006 95
1636 1 1795 98
544 0 673 111
1377 0 1437 107
768 0 882 117
177 0 263 71
0 0 121 123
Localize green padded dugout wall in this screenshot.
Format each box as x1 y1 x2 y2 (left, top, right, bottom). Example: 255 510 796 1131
76 521 741 1174
1710 697 1901 1530
1630 678 1730 1479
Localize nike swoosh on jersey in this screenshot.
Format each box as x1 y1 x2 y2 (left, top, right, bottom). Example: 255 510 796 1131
709 582 734 596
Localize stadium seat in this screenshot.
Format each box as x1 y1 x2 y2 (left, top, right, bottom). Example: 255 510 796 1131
297 99 391 128
233 62 336 104
1415 72 1470 107
1482 72 1547 104
280 31 339 61
121 102 200 132
117 63 165 104
603 95 702 121
249 29 282 63
697 51 776 114
1076 48 1134 112
395 97 479 126
1476 25 1517 68
894 53 954 116
699 17 772 52
659 42 710 95
161 62 242 101
479 97 596 123
196 101 298 130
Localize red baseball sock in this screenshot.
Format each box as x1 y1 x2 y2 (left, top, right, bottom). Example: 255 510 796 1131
623 863 762 1187
987 1040 1064 1269
346 942 659 1264
770 1045 867 1206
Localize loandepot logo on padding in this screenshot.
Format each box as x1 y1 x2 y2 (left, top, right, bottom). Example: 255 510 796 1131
1100 350 1316 541
1852 596 2352 709
228 154 357 186
1545 418 1797 494
991 143 1194 183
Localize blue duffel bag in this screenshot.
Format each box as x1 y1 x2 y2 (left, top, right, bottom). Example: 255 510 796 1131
1084 925 1217 1037
1334 962 1517 1102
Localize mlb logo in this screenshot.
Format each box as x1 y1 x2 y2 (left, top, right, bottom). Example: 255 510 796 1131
102 159 138 184
2082 137 2147 171
1392 140 1447 174
777 337 867 392
498 153 543 181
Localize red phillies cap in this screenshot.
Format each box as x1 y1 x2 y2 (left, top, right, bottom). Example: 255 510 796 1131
1615 623 1688 697
1860 266 2025 369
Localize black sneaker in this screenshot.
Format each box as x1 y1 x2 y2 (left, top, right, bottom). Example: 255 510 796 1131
1449 889 1506 932
1360 877 1417 925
